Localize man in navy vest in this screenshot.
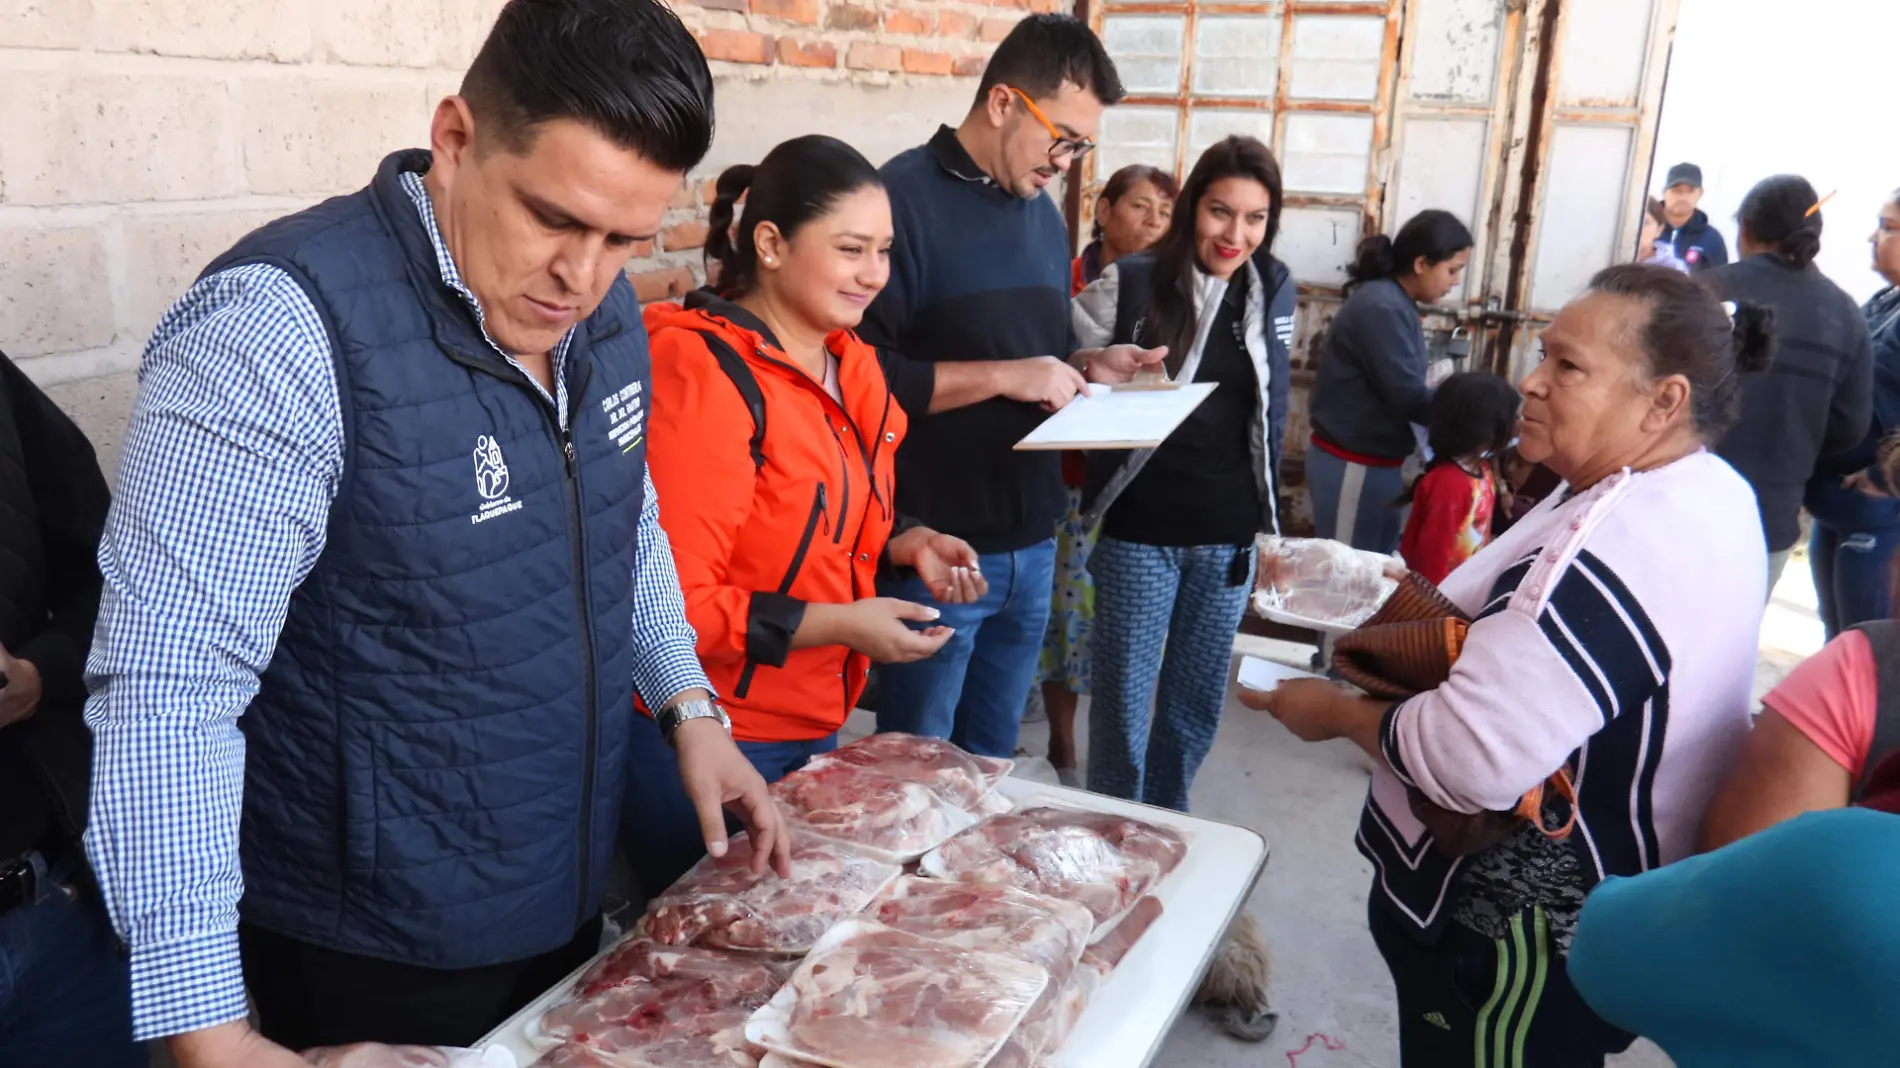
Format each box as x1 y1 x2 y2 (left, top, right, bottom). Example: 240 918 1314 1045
80 1 787 1065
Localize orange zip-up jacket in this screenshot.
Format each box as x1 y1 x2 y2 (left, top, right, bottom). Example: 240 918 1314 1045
645 294 928 742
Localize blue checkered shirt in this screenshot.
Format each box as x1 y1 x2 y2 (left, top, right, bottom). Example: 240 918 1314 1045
82 170 709 1042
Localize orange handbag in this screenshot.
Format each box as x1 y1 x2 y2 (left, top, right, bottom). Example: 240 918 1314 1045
1334 572 1577 858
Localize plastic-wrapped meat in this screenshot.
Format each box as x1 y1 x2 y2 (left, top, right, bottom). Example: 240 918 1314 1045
1252 536 1398 629
994 966 1099 1068
535 939 786 1068
921 807 1187 929
771 761 974 862
867 877 1093 988
807 733 1010 809
747 921 1049 1068
642 836 900 954
1080 895 1165 976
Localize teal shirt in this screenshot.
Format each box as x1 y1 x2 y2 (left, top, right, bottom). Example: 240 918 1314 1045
1569 808 1900 1066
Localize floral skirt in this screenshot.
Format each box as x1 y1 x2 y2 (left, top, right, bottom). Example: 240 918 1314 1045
1038 486 1096 693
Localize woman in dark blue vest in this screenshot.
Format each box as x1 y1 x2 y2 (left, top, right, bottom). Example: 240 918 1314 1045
1307 210 1473 554
1069 135 1295 811
1806 187 1900 635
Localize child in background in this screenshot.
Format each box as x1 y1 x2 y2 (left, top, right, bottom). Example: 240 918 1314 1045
1398 371 1520 584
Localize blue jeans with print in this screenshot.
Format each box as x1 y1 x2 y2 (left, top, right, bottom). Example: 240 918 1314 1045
875 539 1058 759
0 849 145 1068
1087 538 1256 812
619 711 836 901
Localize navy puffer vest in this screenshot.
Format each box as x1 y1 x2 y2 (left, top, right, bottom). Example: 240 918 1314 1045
209 150 648 966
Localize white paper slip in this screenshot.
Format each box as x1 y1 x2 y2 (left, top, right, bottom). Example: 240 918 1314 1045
1015 382 1217 451
1236 655 1321 691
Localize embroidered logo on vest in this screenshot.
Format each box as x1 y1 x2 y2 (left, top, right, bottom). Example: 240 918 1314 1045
601 379 646 454
471 434 522 524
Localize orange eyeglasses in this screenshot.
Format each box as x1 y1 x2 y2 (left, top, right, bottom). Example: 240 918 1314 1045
1006 86 1096 164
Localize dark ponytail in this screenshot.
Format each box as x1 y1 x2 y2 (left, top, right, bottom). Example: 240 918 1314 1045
1345 209 1473 293
1737 174 1824 268
703 163 755 288
706 134 882 296
1585 263 1777 438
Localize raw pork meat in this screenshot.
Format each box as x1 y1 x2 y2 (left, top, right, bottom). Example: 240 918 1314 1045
771 761 974 861
749 921 1048 1068
1252 536 1398 629
535 939 786 1068
303 1048 506 1068
922 807 1186 928
868 877 1093 988
642 836 900 954
1079 895 1165 976
807 733 1008 809
994 967 1099 1068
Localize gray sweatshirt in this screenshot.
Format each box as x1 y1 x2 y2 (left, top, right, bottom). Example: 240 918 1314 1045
1310 277 1433 460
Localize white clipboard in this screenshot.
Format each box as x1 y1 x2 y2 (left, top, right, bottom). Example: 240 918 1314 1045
1014 382 1217 451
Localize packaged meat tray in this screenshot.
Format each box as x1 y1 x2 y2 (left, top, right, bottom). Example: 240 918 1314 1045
641 835 902 954
1251 535 1400 633
746 920 1050 1068
867 877 1094 989
529 939 789 1068
771 760 980 864
806 732 1013 809
918 805 1187 940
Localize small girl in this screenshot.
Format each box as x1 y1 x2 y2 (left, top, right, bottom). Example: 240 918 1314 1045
1398 371 1520 585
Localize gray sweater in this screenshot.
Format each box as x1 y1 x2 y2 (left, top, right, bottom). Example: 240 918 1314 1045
1310 277 1433 460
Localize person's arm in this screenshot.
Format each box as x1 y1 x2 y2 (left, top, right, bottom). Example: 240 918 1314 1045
0 351 110 733
1380 555 1664 814
82 267 344 1053
1701 631 1873 850
1339 296 1436 429
1820 320 1876 458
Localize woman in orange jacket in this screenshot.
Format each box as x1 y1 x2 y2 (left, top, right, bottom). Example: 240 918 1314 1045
624 135 999 895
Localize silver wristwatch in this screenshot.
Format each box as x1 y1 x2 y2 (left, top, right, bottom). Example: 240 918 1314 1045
656 698 731 744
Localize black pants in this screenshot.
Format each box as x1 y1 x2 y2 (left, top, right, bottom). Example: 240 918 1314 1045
240 916 603 1050
1367 894 1632 1068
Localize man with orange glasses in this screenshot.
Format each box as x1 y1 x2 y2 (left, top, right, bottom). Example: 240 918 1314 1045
861 15 1164 758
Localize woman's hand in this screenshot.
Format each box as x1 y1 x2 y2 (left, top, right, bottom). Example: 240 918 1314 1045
1239 678 1355 742
839 598 955 663
1074 344 1168 384
888 526 989 604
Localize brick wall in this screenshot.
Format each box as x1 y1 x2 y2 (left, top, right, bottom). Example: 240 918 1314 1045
0 0 1061 474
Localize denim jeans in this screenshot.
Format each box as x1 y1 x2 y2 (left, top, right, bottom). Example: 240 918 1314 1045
1810 520 1900 638
0 850 145 1068
874 539 1058 758
619 711 836 901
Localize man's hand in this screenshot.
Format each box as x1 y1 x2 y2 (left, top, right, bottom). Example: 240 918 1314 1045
887 527 989 605
1845 470 1890 498
168 1021 307 1068
672 712 791 877
0 643 41 730
1074 344 1167 385
837 599 955 662
994 356 1089 412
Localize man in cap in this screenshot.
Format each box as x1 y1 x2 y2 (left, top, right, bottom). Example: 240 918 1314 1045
1655 162 1730 273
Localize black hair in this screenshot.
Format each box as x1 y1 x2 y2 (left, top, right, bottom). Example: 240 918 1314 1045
1092 164 1180 243
1136 136 1282 379
460 0 714 172
1587 263 1777 439
1396 372 1520 504
975 14 1125 107
1737 174 1824 268
704 135 883 296
1345 209 1474 293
